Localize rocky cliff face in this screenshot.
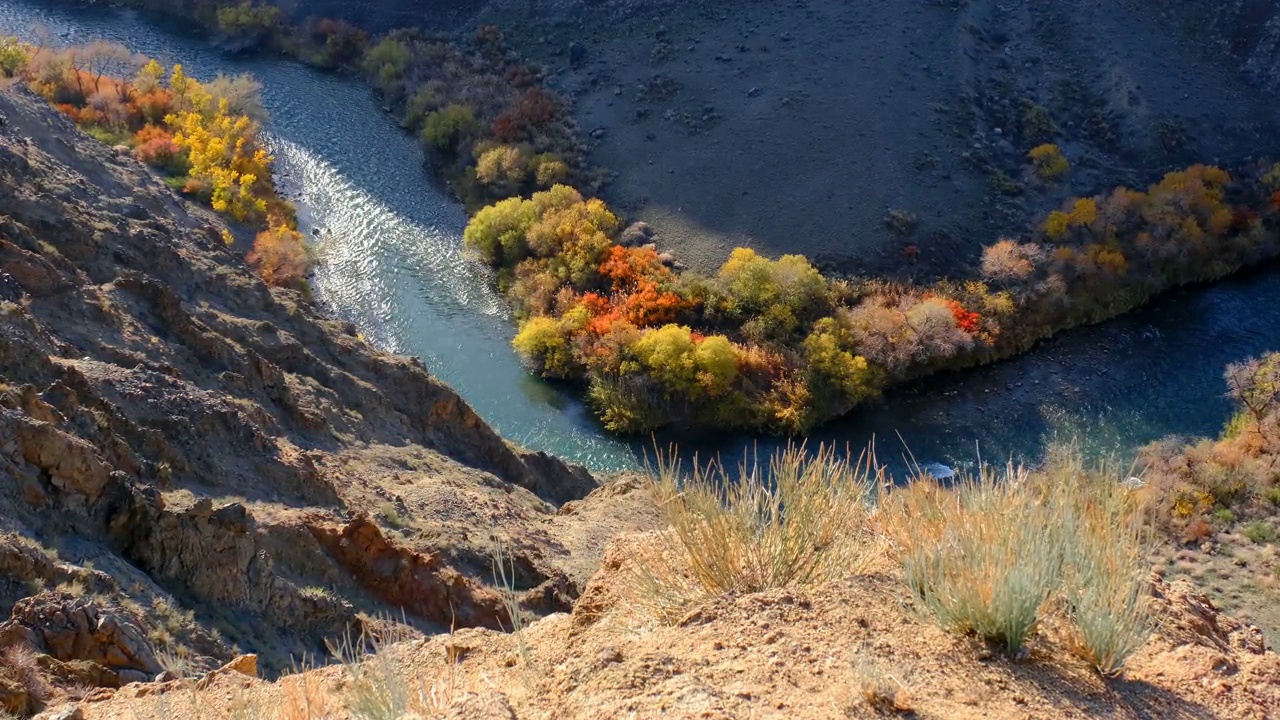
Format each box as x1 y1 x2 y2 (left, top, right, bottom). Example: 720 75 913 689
0 83 654 708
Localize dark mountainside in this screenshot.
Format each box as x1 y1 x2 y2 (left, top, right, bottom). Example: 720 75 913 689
0 83 656 705
267 0 1280 277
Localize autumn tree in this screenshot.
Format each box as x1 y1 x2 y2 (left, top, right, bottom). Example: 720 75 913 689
981 239 1044 286
475 144 530 195
248 226 310 290
1225 353 1280 442
80 41 140 97
166 92 274 222
206 73 265 121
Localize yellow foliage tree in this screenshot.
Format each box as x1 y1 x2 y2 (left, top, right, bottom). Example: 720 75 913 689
1067 198 1098 228
166 96 272 222
1042 210 1070 241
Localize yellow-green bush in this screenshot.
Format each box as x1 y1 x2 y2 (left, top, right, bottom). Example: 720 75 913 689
1029 143 1069 180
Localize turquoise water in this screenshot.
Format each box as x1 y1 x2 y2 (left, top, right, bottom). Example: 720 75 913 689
4 0 1279 473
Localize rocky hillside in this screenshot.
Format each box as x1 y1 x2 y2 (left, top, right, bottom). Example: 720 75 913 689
0 82 657 714
73 534 1280 719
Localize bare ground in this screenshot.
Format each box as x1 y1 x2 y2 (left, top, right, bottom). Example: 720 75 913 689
447 0 1280 277
73 534 1280 720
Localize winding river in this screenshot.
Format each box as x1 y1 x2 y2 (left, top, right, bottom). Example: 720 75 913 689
4 0 1279 473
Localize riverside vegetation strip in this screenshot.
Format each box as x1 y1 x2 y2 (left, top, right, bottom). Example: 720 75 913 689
35 2 1280 435
0 35 311 292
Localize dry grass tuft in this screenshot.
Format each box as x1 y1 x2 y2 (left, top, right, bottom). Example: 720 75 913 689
887 462 1062 655
851 646 912 714
633 444 879 622
887 447 1152 671
325 623 465 720
0 643 52 709
1045 451 1154 676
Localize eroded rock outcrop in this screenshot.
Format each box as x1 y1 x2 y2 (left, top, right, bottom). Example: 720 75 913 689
0 83 626 696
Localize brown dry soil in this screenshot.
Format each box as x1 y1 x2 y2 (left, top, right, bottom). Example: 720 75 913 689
74 535 1280 719
0 81 657 711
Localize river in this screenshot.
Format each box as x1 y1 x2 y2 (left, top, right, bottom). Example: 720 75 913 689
3 0 1278 473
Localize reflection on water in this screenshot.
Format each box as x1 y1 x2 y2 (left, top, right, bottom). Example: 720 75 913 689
3 0 1278 473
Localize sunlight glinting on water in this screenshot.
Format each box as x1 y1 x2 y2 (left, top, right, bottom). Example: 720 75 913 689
268 137 506 349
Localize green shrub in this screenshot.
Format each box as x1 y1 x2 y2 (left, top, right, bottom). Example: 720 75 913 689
1265 486 1280 507
0 36 27 77
401 86 441 129
421 104 482 153
215 1 283 42
462 195 537 264
1243 521 1278 544
361 37 411 95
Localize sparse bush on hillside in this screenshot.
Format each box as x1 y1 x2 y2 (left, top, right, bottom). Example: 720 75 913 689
632 445 878 622
0 36 26 77
1029 143 1069 180
1020 100 1056 146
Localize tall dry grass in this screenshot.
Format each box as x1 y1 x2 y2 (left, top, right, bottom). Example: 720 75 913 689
633 444 880 622
886 448 1153 670
887 462 1063 654
1044 450 1154 676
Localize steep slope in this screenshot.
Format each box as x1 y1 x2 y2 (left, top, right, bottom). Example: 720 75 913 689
0 81 657 706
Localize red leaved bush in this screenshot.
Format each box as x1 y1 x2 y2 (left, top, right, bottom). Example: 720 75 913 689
248 226 311 290
945 299 982 335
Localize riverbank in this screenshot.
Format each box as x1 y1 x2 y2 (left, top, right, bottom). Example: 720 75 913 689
28 0 1280 437
12 0 1280 472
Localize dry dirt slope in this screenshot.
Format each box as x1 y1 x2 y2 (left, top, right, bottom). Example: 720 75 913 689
75 534 1280 719
0 81 658 714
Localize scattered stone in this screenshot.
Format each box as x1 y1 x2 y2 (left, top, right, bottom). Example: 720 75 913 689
598 646 623 665
222 654 258 678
